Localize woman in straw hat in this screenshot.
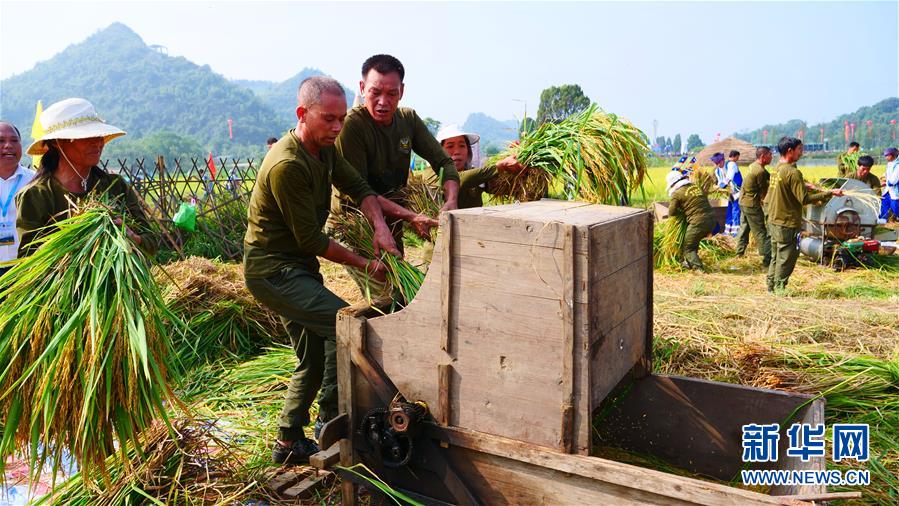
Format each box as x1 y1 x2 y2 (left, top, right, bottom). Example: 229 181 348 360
16 98 157 256
417 124 523 209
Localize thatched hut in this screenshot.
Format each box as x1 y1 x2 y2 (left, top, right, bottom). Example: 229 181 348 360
694 137 758 167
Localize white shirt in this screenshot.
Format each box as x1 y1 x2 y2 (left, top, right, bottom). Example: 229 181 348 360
886 160 899 199
0 164 37 263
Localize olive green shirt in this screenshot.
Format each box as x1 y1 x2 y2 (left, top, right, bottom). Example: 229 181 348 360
334 105 459 207
766 162 832 228
419 165 498 209
15 167 157 257
668 183 714 226
243 130 376 279
849 172 881 192
739 161 771 208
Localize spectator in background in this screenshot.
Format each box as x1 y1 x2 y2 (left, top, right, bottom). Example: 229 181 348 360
882 147 899 221
0 121 36 276
837 141 860 177
267 137 278 150
724 150 743 238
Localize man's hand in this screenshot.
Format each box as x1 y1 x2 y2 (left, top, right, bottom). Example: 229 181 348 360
365 259 388 283
372 224 401 258
831 189 844 197
409 214 438 239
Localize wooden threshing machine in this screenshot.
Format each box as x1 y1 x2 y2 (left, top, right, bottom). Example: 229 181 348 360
317 200 827 505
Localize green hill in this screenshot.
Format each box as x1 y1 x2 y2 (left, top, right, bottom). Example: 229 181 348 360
243 69 355 126
462 112 519 153
0 23 283 158
735 97 899 150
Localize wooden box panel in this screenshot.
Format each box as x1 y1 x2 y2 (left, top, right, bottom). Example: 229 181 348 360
363 200 653 454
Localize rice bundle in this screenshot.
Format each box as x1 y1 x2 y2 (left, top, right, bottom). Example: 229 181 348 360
653 217 687 269
0 200 186 484
486 104 649 204
689 167 721 195
34 419 254 506
400 179 443 219
329 209 426 305
157 257 281 368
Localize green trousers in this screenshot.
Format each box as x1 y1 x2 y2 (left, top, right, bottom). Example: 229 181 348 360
682 217 716 270
736 205 771 266
245 267 347 441
767 225 801 292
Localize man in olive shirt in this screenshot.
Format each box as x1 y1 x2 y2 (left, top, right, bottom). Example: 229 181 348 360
243 77 434 465
850 155 882 192
666 170 716 271
735 146 773 266
335 54 461 250
836 142 860 177
766 137 842 292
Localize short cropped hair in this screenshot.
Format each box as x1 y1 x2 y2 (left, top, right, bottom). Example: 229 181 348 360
849 141 860 149
857 155 874 168
0 121 21 140
362 54 405 82
728 150 740 158
266 137 278 145
755 146 771 159
297 76 346 108
777 136 803 155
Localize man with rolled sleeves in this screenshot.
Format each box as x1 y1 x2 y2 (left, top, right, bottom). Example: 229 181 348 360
243 76 436 465
766 137 842 292
335 54 461 252
666 170 716 271
736 146 773 266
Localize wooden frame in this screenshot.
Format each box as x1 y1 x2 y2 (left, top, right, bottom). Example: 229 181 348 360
332 200 826 505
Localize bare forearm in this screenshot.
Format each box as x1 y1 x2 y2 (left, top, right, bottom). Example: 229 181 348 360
377 195 416 221
322 239 370 270
443 179 459 206
360 195 392 233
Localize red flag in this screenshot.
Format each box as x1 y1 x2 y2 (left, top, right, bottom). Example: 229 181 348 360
227 118 233 140
207 152 217 179
844 121 850 142
762 130 768 143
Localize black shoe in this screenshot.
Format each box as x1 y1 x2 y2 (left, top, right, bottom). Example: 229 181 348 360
313 417 325 442
272 438 320 465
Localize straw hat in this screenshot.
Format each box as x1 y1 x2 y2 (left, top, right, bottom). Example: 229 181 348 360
27 98 126 155
435 124 479 145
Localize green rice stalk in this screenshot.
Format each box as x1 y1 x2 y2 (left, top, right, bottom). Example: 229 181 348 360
0 199 187 487
336 463 424 506
330 209 426 305
653 217 687 269
400 179 444 219
485 104 649 205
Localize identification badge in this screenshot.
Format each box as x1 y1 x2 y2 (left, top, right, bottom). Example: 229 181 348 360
0 221 14 246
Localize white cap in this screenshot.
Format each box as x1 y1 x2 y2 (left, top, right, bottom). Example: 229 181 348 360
435 124 479 145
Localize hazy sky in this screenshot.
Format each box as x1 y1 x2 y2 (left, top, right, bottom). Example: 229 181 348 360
2 1 898 142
